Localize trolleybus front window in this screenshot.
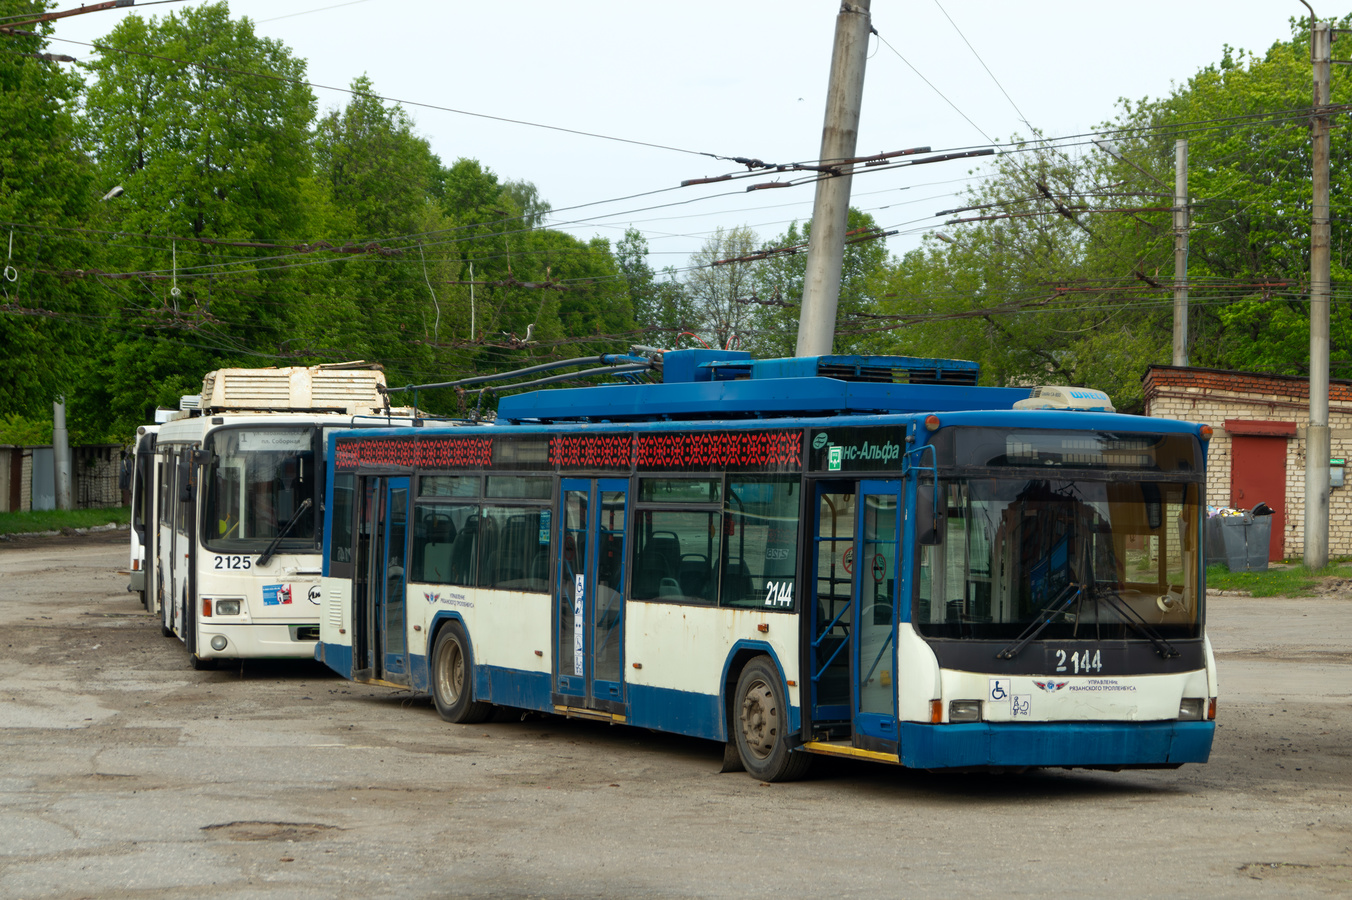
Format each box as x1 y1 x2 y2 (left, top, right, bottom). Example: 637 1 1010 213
914 427 1204 644
203 427 319 553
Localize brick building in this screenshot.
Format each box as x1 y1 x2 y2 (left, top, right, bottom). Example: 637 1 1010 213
1143 366 1352 562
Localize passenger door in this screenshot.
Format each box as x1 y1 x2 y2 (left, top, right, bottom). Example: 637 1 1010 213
351 475 411 685
554 478 629 712
809 481 856 730
852 480 903 751
379 477 411 684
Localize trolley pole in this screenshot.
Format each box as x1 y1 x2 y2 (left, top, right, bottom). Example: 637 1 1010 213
1172 140 1189 366
796 0 872 358
1306 20 1331 569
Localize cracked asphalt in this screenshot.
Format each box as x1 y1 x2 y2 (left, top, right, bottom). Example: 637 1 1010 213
1 532 1350 898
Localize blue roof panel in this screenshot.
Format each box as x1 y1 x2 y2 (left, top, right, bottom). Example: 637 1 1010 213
496 376 1032 423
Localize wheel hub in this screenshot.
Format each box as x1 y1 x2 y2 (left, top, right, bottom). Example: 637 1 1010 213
740 679 777 759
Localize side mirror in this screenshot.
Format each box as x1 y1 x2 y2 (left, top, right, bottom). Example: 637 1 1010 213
916 482 943 545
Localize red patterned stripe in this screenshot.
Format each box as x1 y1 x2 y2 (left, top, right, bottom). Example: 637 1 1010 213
336 429 802 472
335 436 493 471
635 430 801 471
549 434 634 468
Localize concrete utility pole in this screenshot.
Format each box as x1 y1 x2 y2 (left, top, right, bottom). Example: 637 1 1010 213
796 0 872 358
1172 140 1189 366
53 398 71 511
1306 20 1332 569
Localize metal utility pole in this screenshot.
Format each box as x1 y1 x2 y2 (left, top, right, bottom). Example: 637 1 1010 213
1306 20 1332 569
796 0 872 358
1172 140 1189 366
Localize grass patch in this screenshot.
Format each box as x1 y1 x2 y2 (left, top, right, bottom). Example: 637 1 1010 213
1207 562 1352 597
0 507 129 535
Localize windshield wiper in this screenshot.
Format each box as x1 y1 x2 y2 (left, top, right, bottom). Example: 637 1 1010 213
1088 585 1180 658
256 498 313 568
996 582 1081 660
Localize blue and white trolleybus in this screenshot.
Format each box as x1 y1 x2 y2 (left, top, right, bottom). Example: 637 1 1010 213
315 351 1216 780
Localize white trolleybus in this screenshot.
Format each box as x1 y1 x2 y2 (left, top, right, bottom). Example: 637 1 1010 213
315 351 1217 780
148 362 412 669
127 422 159 608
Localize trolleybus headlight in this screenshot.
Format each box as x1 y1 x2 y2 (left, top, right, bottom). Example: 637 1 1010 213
949 699 982 722
214 599 241 616
1178 698 1206 720
210 635 228 651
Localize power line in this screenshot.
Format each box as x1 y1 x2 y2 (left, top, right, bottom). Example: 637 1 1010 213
33 32 754 164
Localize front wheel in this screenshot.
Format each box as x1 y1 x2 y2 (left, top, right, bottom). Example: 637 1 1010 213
733 656 810 782
430 623 493 724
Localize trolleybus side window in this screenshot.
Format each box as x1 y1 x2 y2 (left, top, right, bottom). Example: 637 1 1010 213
329 473 356 575
479 505 551 591
411 474 552 593
486 476 552 500
176 453 191 537
632 478 720 606
721 476 801 610
413 475 480 587
158 459 170 525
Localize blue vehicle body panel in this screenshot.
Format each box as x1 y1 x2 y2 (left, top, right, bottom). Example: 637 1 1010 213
897 721 1214 769
497 378 1032 423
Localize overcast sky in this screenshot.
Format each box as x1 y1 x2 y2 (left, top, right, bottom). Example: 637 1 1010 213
48 0 1312 269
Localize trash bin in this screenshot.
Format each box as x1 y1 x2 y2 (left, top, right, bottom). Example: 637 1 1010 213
1218 511 1254 570
1205 515 1226 565
1212 510 1269 573
1247 514 1272 571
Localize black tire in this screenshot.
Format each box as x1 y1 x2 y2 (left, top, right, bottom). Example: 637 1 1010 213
430 622 493 724
733 656 810 782
183 590 197 657
189 653 216 671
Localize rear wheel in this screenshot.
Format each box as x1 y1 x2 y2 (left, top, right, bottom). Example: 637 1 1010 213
733 656 810 782
430 622 493 724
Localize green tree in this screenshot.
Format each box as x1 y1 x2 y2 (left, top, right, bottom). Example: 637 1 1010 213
874 137 1167 409
313 76 454 387
0 1 101 429
78 2 323 435
751 208 890 357
869 18 1352 409
315 75 442 239
685 225 760 350
1111 19 1352 377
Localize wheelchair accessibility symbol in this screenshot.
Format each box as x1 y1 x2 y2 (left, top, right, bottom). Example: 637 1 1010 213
989 677 1011 703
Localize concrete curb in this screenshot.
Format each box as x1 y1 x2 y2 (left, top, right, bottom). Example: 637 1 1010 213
0 522 129 542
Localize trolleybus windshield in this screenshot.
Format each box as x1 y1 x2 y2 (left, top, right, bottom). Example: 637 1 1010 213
915 428 1204 642
202 426 319 553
